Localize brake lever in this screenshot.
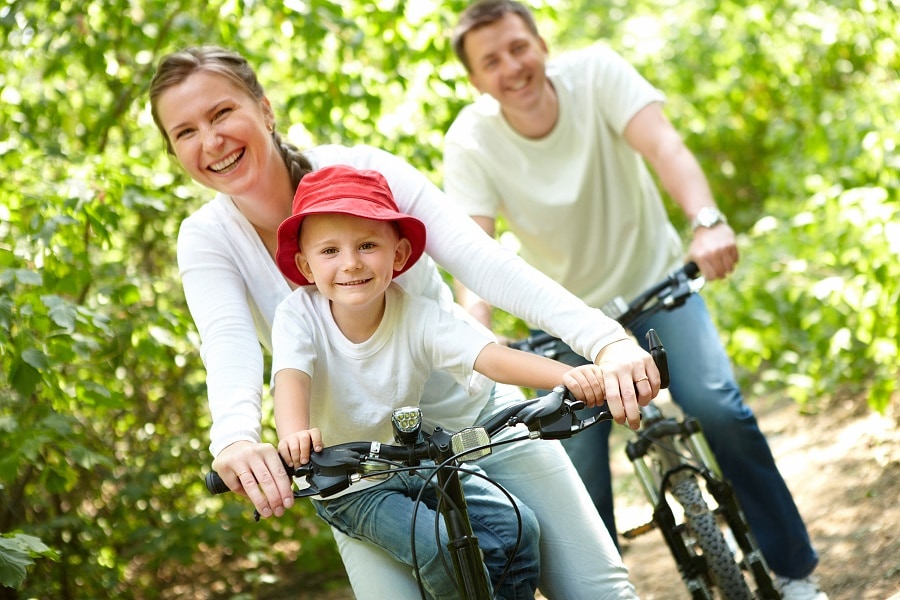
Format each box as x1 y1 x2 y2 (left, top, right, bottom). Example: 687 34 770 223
516 387 566 423
574 403 614 432
523 387 612 440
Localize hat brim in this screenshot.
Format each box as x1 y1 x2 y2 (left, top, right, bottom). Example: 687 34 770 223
275 202 427 287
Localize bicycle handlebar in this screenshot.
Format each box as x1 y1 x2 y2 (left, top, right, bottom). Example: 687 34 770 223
205 329 668 501
205 386 596 500
608 261 702 326
510 262 702 352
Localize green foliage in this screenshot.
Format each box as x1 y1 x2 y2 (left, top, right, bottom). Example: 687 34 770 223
710 185 899 412
0 0 897 597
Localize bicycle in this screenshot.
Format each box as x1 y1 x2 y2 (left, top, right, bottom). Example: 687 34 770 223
206 330 668 600
510 262 780 600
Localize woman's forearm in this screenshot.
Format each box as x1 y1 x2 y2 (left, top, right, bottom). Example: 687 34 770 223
178 221 267 456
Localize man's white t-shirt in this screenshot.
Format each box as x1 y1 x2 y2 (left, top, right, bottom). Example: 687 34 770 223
444 43 684 308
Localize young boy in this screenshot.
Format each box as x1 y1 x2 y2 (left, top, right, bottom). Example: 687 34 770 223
270 165 613 600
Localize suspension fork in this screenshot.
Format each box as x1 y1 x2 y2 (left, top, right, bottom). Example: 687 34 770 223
626 417 715 596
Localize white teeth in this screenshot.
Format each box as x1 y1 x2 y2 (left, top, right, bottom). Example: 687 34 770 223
210 150 242 172
509 79 527 91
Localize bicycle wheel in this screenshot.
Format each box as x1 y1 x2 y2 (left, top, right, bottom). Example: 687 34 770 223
670 476 754 600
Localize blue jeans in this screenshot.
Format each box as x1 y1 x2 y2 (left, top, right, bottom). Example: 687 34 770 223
554 293 819 579
313 463 540 600
328 383 637 600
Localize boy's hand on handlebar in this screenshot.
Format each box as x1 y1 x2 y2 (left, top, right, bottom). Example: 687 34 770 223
561 365 606 408
211 440 295 518
594 338 660 430
278 428 324 468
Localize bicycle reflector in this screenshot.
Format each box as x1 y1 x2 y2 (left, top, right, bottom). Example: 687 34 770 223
450 427 492 462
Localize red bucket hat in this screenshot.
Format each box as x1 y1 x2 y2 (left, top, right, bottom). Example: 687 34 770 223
275 165 427 286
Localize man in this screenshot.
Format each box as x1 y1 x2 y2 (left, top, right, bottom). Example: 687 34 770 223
442 2 827 599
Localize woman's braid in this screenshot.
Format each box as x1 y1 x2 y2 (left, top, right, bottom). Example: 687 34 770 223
272 131 313 190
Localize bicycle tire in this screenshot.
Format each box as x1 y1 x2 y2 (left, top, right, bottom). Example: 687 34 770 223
670 476 754 600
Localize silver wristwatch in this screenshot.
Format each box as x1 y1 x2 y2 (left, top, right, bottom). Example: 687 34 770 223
690 206 728 232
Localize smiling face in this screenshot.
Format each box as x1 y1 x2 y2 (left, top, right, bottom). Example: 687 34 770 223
296 213 412 320
464 12 550 115
154 70 280 200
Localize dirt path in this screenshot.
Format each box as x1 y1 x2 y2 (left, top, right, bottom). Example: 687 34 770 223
614 395 899 600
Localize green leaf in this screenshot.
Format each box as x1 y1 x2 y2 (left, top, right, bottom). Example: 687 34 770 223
14 269 42 286
0 540 31 588
9 359 41 397
21 348 48 370
41 294 78 330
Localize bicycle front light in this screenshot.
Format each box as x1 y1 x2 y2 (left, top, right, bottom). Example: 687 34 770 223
392 406 423 444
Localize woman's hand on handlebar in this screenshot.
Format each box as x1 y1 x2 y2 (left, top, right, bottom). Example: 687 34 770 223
211 440 295 518
594 338 660 430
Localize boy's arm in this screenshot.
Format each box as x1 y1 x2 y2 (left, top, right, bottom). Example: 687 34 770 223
273 368 322 467
473 343 604 408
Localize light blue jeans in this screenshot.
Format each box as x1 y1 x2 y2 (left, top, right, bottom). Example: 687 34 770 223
330 383 637 600
556 293 820 579
313 462 540 600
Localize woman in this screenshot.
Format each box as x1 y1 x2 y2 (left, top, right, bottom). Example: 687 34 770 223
149 46 658 599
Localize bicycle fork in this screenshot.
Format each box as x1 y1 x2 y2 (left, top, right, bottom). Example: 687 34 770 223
670 418 779 599
625 410 781 599
626 414 720 599
430 428 494 600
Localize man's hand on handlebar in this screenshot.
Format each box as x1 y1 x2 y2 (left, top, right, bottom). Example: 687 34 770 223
211 440 295 519
594 338 660 430
689 225 739 281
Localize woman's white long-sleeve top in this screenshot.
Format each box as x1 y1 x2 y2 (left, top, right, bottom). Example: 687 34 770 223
176 143 628 456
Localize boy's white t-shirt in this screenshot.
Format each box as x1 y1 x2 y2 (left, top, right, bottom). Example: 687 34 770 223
444 43 684 308
271 283 493 448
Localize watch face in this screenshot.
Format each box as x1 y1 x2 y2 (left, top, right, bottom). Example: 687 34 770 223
694 207 724 229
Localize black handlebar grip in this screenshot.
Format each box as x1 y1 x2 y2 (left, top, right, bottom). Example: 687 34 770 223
646 329 670 389
205 470 231 495
684 261 701 279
